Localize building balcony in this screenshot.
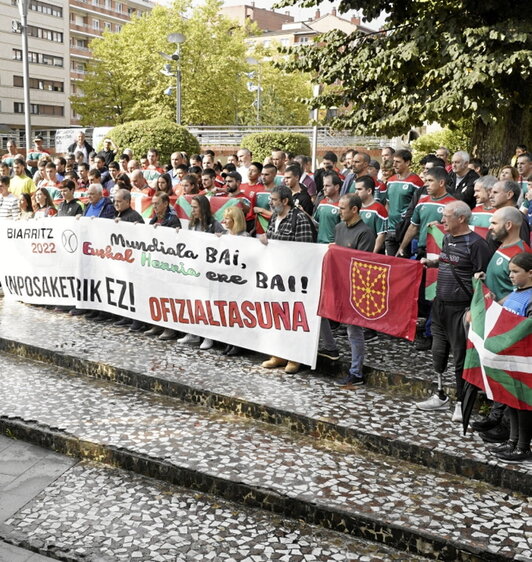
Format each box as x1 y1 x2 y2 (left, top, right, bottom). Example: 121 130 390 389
69 23 102 37
70 70 86 80
70 46 92 58
70 0 131 22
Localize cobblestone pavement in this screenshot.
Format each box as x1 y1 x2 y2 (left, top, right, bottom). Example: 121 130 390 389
0 301 527 486
0 352 530 560
6 460 428 562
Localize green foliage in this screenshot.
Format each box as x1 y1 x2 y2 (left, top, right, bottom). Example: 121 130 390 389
107 119 200 163
71 0 312 127
279 0 532 162
411 127 471 166
241 132 310 162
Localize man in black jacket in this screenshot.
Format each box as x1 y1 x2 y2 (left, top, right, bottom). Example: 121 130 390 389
446 151 479 209
67 131 94 164
113 189 144 223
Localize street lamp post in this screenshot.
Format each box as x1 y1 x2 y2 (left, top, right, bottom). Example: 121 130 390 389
160 33 185 126
245 57 261 126
16 0 31 154
311 83 321 170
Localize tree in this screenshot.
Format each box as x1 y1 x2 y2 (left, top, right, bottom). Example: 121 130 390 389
71 0 312 127
72 0 252 126
280 0 532 165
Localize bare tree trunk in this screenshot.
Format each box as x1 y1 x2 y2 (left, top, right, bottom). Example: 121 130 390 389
470 105 531 171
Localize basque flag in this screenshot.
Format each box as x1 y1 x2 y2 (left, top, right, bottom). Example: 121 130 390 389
463 279 532 410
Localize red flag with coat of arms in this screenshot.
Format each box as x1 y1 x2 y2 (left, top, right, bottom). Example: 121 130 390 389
318 245 423 341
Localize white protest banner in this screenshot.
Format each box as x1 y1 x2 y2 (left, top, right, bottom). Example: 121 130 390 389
0 218 81 306
0 218 327 367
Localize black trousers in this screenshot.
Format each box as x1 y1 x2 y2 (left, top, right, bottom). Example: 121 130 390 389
508 407 532 449
431 298 469 401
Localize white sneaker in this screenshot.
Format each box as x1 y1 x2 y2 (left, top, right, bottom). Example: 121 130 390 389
452 403 463 422
416 394 449 411
200 338 214 350
177 333 201 344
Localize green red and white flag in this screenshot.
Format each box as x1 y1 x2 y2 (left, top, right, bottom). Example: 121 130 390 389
463 278 532 410
174 195 248 223
425 225 488 300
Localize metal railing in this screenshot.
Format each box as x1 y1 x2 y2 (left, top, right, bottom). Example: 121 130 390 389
1 126 393 151
189 126 392 148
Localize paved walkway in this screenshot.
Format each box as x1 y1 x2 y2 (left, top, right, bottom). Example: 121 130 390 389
0 434 74 561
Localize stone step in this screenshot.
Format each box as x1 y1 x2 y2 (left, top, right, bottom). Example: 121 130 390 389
0 300 455 398
3 456 430 562
0 352 529 561
0 301 527 495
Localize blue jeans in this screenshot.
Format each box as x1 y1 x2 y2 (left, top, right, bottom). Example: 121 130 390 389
347 324 364 377
320 319 364 377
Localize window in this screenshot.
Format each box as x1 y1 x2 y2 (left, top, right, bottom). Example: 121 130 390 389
93 19 100 30
115 24 122 31
71 62 86 73
13 76 64 92
13 49 63 67
13 0 63 17
14 102 64 116
280 38 290 46
104 0 112 8
26 25 64 43
116 2 122 12
104 21 111 30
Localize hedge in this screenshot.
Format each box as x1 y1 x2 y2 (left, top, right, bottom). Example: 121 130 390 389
107 119 200 163
241 132 311 162
411 127 470 167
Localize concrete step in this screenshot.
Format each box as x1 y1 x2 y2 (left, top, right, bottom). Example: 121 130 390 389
3 457 430 562
0 352 529 561
0 301 526 495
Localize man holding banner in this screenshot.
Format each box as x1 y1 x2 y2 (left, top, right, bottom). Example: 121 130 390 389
320 193 375 386
260 185 315 373
417 201 491 421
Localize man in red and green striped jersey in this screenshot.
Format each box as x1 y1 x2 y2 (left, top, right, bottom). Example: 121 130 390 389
485 207 532 301
384 149 424 256
354 175 388 254
313 171 341 243
471 175 497 228
397 167 455 258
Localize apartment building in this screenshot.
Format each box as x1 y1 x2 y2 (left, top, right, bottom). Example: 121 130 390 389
0 0 152 146
69 0 152 124
246 8 374 49
220 3 294 32
0 0 70 135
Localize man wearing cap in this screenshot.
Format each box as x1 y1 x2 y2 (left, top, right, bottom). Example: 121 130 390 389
26 135 51 173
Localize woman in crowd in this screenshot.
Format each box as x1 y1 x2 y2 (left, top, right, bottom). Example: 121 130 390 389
156 173 173 194
19 193 34 219
33 187 57 218
218 206 249 356
222 206 249 237
498 166 519 182
178 195 224 350
490 252 532 463
115 173 132 191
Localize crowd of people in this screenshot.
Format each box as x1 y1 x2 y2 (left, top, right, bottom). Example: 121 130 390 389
1 132 531 463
